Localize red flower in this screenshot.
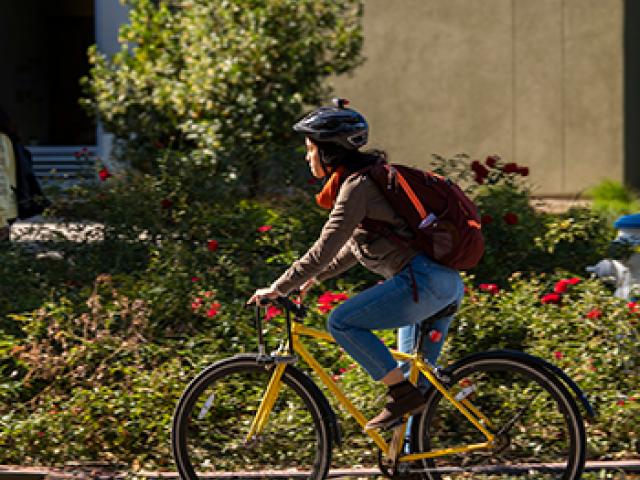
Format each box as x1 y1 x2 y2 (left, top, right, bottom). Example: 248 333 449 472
502 163 519 174
207 239 219 252
204 291 213 298
479 283 500 295
73 151 81 158
518 166 529 177
429 330 443 343
257 225 273 233
98 167 112 181
319 304 334 314
207 302 221 318
474 174 485 185
554 280 570 294
628 302 638 313
554 351 563 360
265 305 282 321
191 276 200 282
191 298 202 310
616 399 626 406
586 309 602 319
317 291 349 314
566 277 581 285
480 214 493 225
503 212 519 225
485 156 499 168
471 161 489 179
161 198 173 209
541 293 562 304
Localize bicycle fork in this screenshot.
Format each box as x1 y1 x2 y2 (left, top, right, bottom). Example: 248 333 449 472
244 363 287 443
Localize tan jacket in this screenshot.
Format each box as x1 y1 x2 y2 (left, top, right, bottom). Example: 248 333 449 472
272 173 420 295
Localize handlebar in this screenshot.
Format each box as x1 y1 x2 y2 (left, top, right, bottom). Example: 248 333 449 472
258 295 308 320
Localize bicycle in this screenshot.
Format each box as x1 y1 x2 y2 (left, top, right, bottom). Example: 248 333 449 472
171 296 594 479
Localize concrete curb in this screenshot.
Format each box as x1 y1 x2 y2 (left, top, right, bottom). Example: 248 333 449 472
2 461 640 479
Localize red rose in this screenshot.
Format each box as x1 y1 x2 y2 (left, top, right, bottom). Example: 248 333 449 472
98 167 112 181
207 302 222 318
586 309 602 319
471 161 489 178
554 351 563 360
207 239 219 252
566 277 581 285
627 302 638 313
191 276 200 282
502 163 519 174
616 399 626 406
479 283 500 294
319 304 334 314
485 156 499 168
429 330 443 343
518 166 529 176
554 280 569 294
161 198 173 209
474 174 485 185
265 305 282 321
541 293 562 304
481 214 493 225
503 212 519 225
257 225 273 233
191 301 201 311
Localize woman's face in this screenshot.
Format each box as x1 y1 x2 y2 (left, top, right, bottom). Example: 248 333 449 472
305 137 326 179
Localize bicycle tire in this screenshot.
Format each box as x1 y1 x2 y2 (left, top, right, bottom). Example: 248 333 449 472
410 355 586 480
171 355 333 479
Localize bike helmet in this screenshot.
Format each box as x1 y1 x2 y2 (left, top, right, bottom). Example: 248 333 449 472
293 98 368 151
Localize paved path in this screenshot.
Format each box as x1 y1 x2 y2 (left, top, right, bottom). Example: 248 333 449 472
2 461 640 480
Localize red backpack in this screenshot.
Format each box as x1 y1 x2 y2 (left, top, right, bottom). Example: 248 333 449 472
357 162 484 270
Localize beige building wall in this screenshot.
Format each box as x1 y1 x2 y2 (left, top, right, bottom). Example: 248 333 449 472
330 0 624 196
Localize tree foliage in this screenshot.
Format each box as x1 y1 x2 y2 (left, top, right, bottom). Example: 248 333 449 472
81 0 364 194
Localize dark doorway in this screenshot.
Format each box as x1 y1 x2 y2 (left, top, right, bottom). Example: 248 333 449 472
625 0 640 190
0 0 95 146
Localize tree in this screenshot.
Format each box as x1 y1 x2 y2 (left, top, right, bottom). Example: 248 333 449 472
82 0 364 195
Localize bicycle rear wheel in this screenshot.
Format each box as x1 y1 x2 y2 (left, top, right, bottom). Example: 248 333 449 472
411 356 586 480
172 355 333 479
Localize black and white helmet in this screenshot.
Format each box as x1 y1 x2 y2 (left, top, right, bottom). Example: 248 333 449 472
293 98 368 150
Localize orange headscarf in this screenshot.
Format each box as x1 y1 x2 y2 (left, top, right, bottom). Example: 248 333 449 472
315 165 348 210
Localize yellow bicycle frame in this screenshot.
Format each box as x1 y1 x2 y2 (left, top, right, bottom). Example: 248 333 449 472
246 321 496 463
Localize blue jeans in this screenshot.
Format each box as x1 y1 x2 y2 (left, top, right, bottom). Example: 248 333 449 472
327 253 464 381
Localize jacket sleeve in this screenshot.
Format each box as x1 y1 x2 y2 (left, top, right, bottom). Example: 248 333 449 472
271 176 368 295
315 241 359 283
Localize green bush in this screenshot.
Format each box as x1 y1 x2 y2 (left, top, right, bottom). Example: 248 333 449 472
82 0 363 195
585 179 640 221
1 154 636 470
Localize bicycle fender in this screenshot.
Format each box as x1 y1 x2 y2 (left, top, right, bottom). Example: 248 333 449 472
231 354 342 446
446 349 596 419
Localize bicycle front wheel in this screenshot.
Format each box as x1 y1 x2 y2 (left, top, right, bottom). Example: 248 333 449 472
411 355 586 480
172 355 333 480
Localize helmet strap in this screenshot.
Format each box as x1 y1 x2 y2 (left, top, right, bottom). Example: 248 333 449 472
319 150 331 179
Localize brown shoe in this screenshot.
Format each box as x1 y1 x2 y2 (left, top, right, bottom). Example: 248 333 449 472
365 380 426 430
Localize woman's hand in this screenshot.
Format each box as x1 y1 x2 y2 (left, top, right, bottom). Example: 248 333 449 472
299 278 317 299
247 286 280 306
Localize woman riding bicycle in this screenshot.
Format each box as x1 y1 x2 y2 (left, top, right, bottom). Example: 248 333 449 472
247 99 464 430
